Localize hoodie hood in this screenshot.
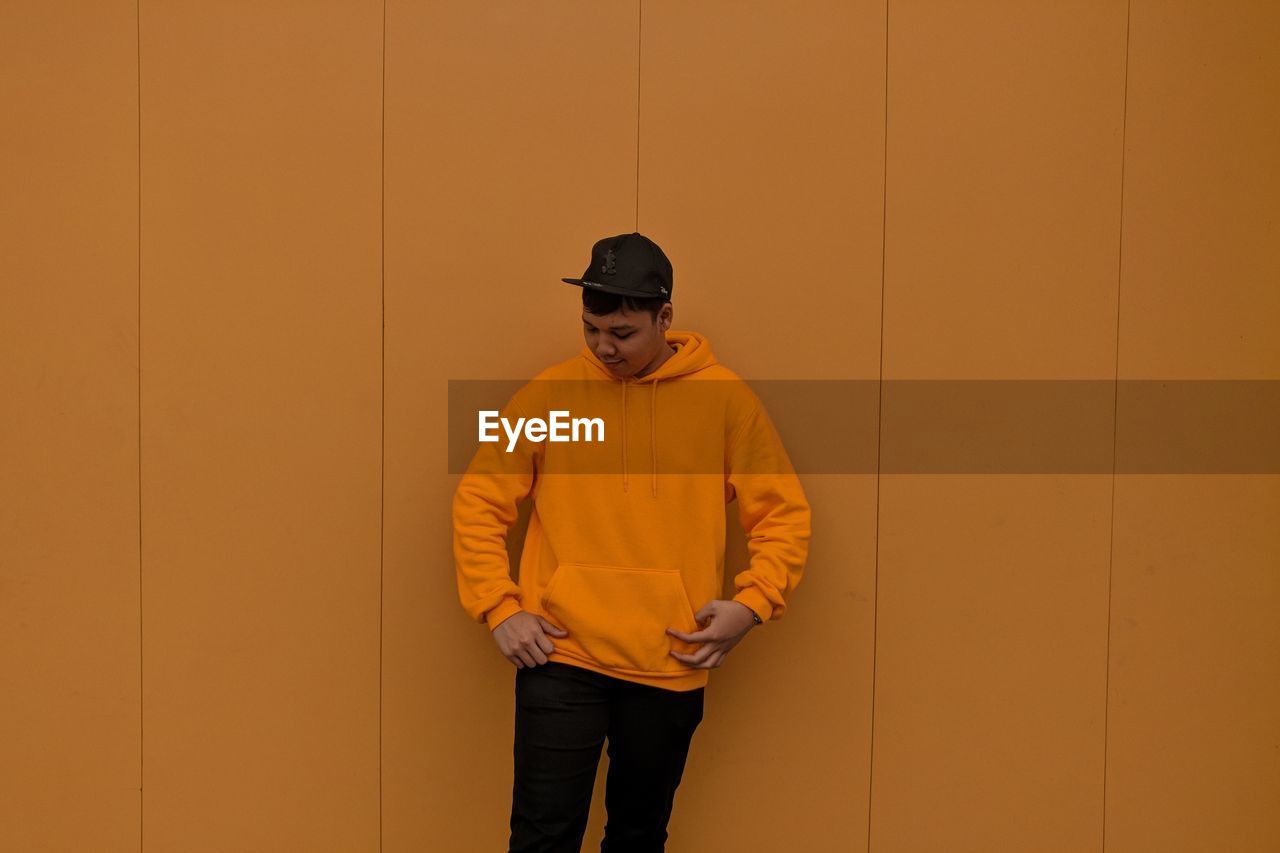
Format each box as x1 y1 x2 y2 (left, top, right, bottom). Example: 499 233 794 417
578 329 719 496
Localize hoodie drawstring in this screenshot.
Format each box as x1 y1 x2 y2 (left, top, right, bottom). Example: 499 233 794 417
621 381 628 492
650 381 658 497
619 379 659 497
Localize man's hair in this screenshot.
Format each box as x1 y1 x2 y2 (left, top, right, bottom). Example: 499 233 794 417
581 289 667 322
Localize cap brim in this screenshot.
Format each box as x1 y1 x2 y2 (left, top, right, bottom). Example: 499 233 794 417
560 277 656 298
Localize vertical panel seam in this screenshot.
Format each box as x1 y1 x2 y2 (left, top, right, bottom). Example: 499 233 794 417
380 1 387 850
137 1 144 850
1103 2 1133 851
868 1 889 851
636 0 643 230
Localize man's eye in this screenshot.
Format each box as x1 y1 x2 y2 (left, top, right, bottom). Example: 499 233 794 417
617 333 632 339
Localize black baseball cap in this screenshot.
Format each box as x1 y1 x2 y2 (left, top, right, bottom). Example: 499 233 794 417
561 232 673 300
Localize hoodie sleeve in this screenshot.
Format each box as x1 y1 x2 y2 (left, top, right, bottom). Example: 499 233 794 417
452 393 542 631
724 389 812 623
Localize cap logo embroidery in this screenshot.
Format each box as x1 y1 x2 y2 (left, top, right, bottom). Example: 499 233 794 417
601 247 617 276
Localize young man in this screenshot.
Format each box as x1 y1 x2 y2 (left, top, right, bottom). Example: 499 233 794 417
452 232 811 852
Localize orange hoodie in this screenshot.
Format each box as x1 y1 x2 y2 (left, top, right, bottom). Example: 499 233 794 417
452 329 811 691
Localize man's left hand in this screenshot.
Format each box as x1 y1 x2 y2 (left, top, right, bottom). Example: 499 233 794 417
667 599 759 669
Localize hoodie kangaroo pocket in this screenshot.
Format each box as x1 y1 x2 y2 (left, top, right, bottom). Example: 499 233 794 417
540 562 701 674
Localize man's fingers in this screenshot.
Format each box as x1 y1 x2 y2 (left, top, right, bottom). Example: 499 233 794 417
670 650 714 667
688 643 718 665
667 626 715 643
538 616 569 637
670 642 720 666
520 635 549 665
671 647 727 670
534 632 556 657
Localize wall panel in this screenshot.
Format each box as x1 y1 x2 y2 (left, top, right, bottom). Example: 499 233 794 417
641 1 881 849
382 3 639 850
140 2 383 850
0 2 141 850
873 2 1127 851
1108 2 1280 850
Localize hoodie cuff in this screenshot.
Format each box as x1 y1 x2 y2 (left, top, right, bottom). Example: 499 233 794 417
484 596 524 631
732 586 774 624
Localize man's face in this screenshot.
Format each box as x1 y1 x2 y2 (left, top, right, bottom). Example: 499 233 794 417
582 304 669 378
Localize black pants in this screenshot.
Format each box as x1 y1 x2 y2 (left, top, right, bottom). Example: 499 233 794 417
509 661 705 853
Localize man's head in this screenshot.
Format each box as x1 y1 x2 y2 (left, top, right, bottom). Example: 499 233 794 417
581 288 674 379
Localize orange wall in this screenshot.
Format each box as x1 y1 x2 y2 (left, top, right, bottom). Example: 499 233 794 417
1 1 1276 852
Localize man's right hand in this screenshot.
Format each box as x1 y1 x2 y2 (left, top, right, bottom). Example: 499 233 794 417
491 610 569 669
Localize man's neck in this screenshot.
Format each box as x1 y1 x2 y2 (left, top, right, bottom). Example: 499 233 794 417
635 343 677 379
